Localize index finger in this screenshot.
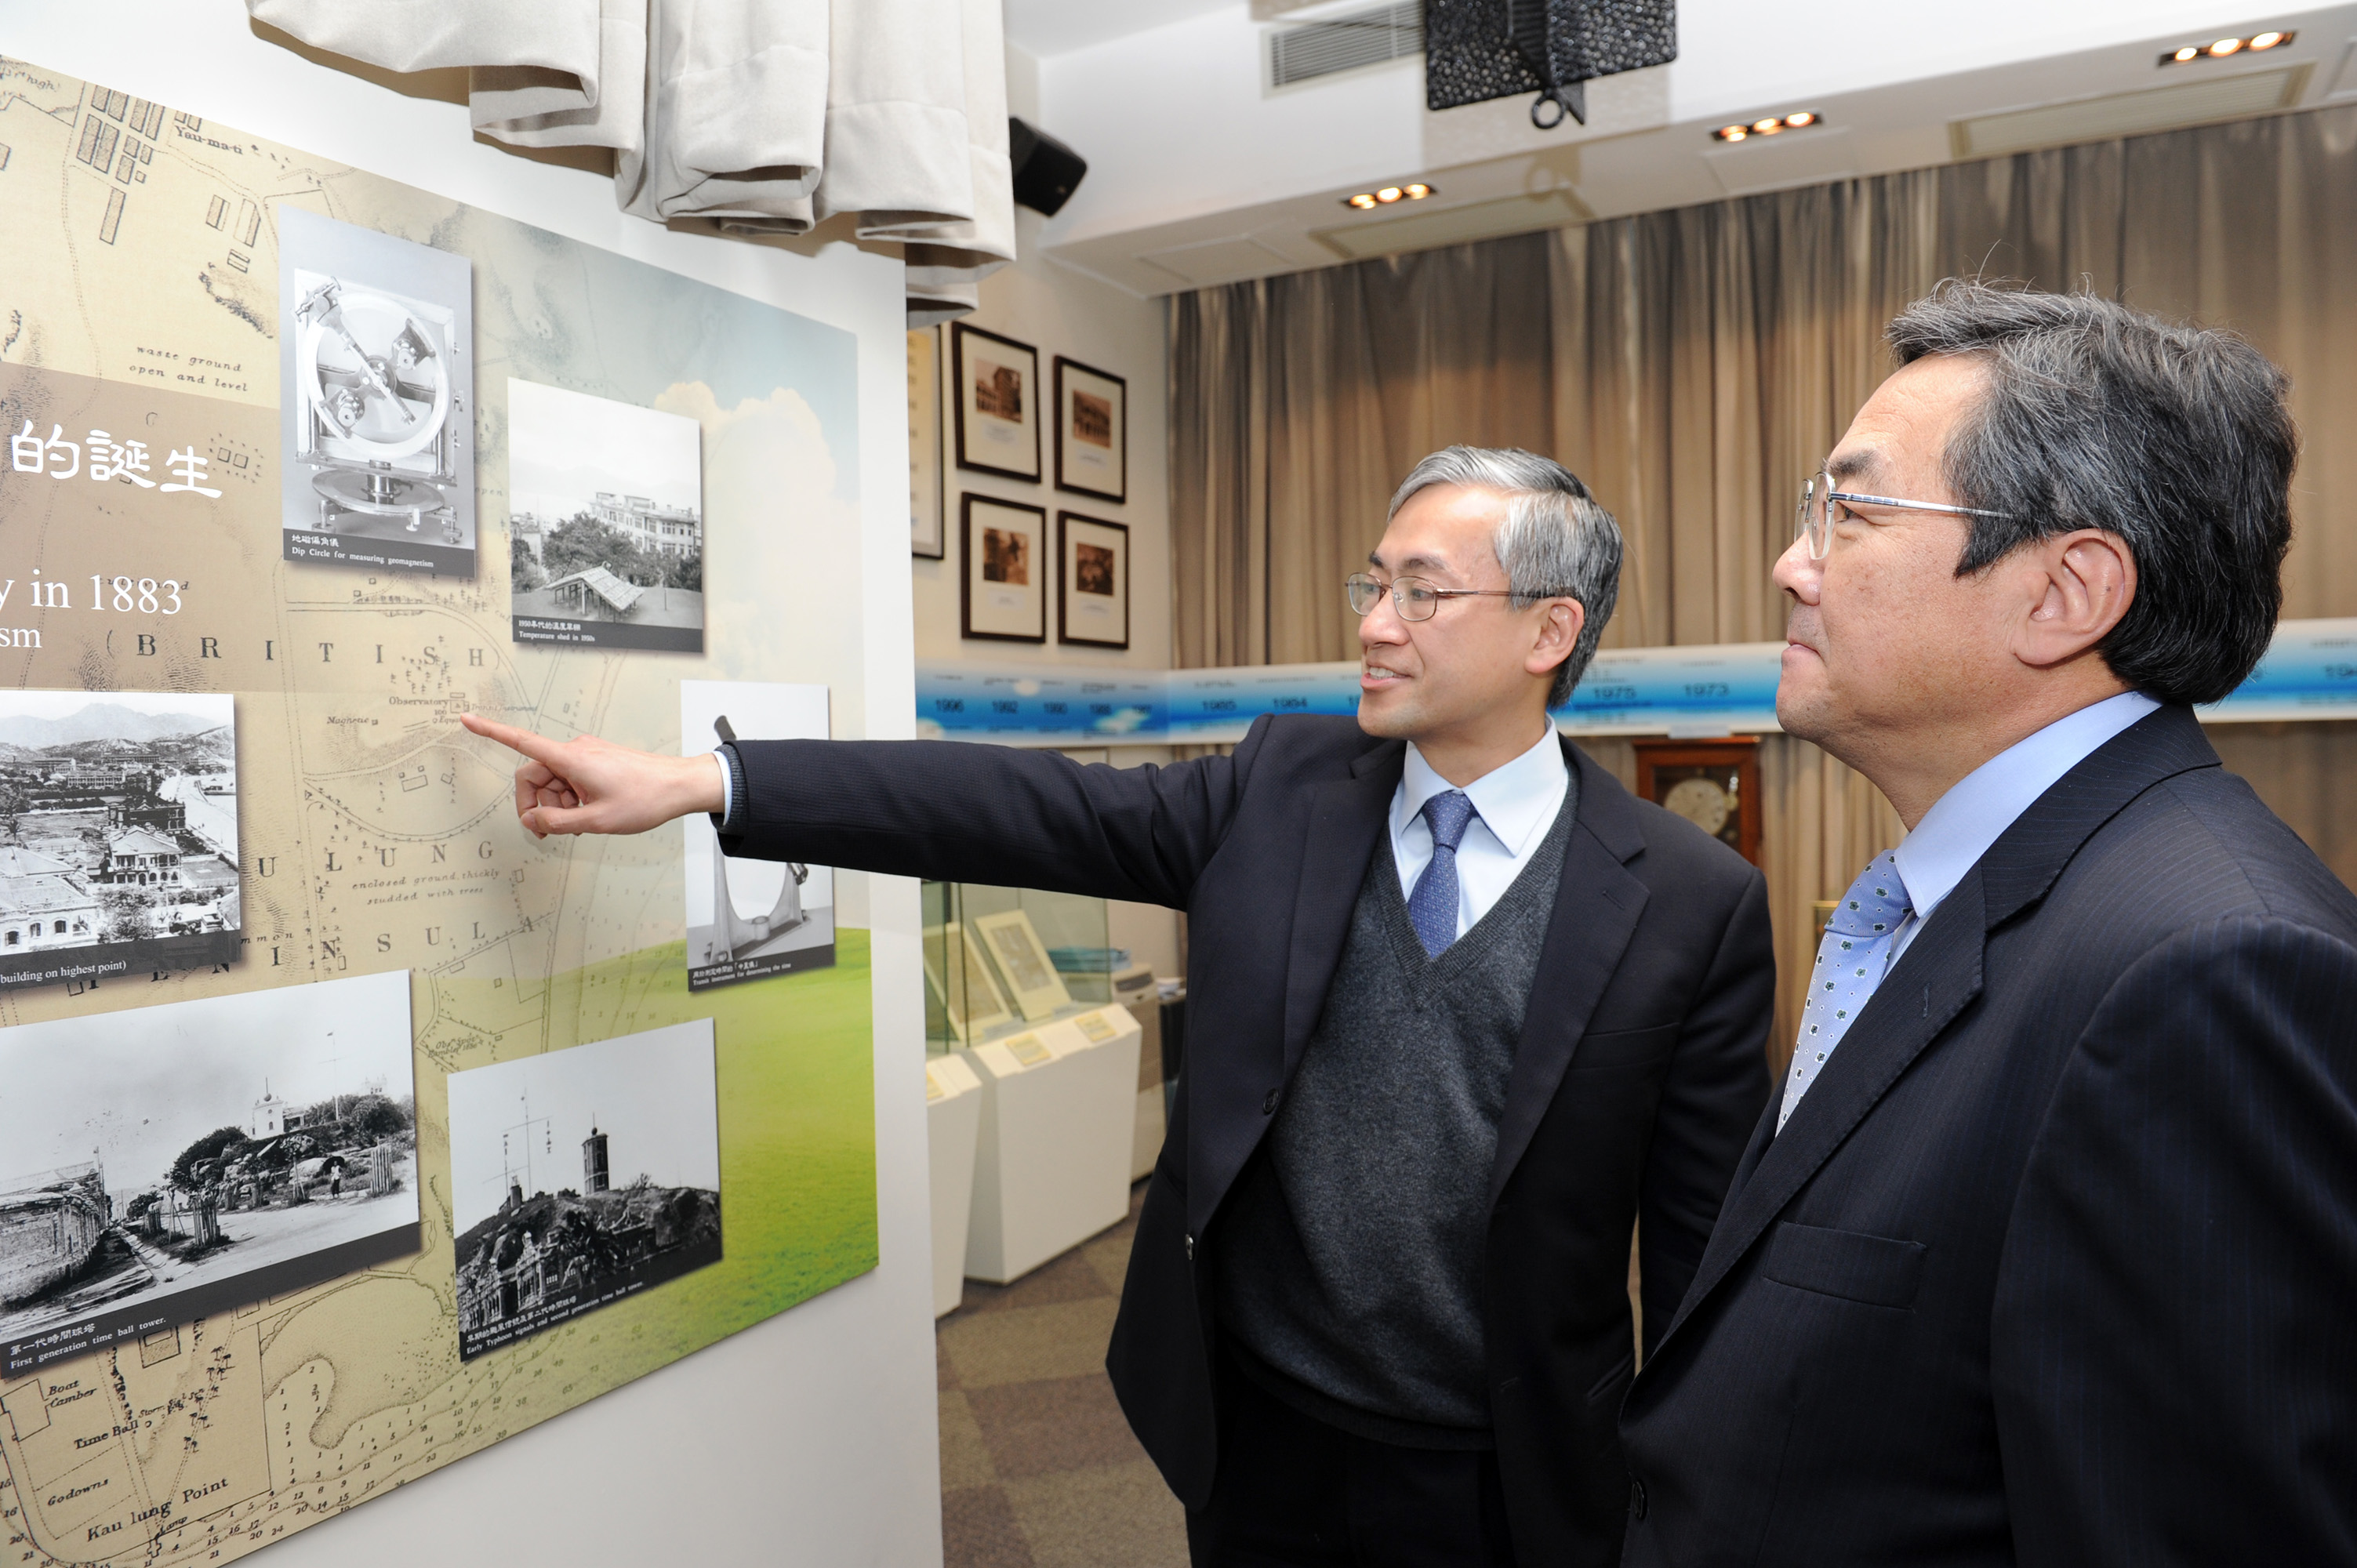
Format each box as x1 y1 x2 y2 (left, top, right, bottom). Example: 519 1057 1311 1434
462 713 571 768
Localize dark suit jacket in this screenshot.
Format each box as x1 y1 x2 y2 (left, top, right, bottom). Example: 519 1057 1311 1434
1619 705 2357 1565
728 714 1773 1565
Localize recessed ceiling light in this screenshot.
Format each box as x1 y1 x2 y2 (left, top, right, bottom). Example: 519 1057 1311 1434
2160 29 2293 65
1712 112 1824 143
1341 182 1436 211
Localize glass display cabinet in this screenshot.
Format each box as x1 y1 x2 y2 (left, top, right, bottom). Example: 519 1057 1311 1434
921 881 1124 1054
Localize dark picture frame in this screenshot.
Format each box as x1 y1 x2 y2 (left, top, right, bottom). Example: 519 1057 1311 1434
1052 355 1127 503
1057 511 1130 649
951 321 1041 481
961 494 1049 642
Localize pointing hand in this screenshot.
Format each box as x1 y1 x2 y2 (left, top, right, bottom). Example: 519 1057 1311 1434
459 713 725 839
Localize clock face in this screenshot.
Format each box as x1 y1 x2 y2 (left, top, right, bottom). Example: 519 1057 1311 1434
1662 775 1731 837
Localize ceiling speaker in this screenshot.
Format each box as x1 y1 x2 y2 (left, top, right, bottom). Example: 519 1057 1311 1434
1009 118 1088 217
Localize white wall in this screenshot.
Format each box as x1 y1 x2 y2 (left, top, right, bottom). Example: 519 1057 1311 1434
0 5 941 1565
913 45 1174 676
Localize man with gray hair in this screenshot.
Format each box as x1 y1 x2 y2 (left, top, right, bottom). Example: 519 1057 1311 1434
463 445 1775 1566
1619 283 2357 1563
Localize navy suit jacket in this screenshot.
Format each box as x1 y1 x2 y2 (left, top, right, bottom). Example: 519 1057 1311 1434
726 715 1774 1566
1619 705 2357 1565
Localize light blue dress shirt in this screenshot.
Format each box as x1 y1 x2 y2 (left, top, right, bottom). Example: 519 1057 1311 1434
1392 725 1571 942
1886 689 2162 963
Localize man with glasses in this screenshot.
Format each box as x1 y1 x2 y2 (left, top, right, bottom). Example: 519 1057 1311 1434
463 445 1774 1566
1619 281 2357 1564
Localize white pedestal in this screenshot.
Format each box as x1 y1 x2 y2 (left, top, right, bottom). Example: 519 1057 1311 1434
924 1054 983 1318
1131 1084 1166 1182
960 1006 1142 1283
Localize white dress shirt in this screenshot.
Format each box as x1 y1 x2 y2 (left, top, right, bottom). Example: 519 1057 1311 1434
1391 726 1572 942
1886 689 2162 962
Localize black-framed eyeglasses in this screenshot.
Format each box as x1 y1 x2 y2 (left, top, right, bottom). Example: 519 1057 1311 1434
1795 469 2014 561
1345 572 1569 622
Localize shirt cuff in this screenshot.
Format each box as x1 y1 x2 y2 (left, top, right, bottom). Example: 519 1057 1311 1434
709 744 746 835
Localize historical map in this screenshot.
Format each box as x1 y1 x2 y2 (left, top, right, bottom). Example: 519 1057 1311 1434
0 58 876 1567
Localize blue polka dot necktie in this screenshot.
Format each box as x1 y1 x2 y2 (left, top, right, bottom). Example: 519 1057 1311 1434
1407 789 1477 958
1779 851 1913 1131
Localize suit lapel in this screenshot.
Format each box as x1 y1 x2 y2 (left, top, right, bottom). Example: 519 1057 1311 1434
1655 877 1988 1348
1487 743 1650 1208
1649 702 2226 1356
1279 742 1402 1079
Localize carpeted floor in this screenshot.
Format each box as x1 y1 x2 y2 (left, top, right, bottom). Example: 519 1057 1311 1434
937 1182 1188 1568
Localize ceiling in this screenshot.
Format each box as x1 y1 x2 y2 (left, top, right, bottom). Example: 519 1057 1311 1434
1011 2 2357 295
1001 0 1238 59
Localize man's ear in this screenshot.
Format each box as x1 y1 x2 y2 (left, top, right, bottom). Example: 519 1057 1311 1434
2017 529 2136 670
1527 598 1585 681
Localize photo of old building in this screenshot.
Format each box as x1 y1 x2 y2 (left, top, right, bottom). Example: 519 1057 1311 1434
506 378 706 653
447 1019 721 1360
0 693 239 983
0 971 419 1374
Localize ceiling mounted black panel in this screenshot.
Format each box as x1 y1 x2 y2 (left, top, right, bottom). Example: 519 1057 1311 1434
1426 0 1676 128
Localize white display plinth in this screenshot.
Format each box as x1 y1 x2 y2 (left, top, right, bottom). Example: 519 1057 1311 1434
960 1006 1142 1283
924 1054 985 1317
1131 1084 1166 1181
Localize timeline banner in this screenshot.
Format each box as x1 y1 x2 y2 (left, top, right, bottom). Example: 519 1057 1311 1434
917 619 2357 748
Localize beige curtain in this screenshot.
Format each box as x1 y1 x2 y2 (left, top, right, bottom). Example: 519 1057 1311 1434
1169 104 2357 1064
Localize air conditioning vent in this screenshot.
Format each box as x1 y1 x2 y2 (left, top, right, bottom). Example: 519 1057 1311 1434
1269 3 1424 90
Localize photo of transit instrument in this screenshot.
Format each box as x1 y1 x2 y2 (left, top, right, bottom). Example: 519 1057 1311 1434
292 276 465 540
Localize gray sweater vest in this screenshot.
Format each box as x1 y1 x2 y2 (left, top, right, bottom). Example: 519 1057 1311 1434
1216 780 1578 1445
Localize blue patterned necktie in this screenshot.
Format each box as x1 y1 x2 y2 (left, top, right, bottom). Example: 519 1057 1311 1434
1779 851 1913 1131
1407 789 1478 957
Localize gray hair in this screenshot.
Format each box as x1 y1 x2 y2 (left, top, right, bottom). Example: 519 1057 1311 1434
1387 445 1622 706
1887 280 2294 705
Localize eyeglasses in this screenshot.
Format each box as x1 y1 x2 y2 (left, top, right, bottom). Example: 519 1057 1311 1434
1795 470 2014 561
1345 572 1568 622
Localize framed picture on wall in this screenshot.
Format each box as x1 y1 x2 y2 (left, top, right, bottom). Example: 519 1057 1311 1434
1053 356 1127 502
909 327 945 557
952 321 1041 481
1058 511 1130 649
962 495 1048 641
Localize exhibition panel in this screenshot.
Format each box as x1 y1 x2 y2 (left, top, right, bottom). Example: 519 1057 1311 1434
0 59 888 1568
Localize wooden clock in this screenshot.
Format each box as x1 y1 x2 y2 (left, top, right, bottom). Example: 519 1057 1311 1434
1633 737 1762 866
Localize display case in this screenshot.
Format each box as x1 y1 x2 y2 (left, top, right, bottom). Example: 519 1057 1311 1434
922 880 1120 1050
922 880 1148 1283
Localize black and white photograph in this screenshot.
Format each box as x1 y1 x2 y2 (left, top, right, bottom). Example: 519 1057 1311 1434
681 681 834 992
0 970 419 1376
507 378 706 654
449 1020 721 1362
278 207 476 577
0 690 239 990
1058 512 1131 649
952 321 1041 481
1053 356 1127 502
961 495 1048 642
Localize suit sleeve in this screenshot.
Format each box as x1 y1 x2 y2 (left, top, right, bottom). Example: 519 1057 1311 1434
1995 917 2357 1566
717 717 1276 909
1638 867 1775 1353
